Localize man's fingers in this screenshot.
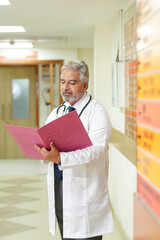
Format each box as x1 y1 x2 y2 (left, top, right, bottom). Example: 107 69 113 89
35 143 60 163
35 145 46 154
50 142 55 150
35 144 40 152
42 147 48 154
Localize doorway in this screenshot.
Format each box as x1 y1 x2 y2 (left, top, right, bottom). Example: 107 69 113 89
0 59 63 159
0 66 37 158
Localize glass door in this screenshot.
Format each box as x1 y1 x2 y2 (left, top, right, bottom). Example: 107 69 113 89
0 66 36 158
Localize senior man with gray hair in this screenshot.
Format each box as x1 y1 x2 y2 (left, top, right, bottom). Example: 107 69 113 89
35 60 115 240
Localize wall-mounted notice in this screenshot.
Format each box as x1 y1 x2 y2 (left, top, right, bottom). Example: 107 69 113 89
135 0 160 238
137 173 160 218
137 149 160 189
137 101 160 128
134 194 160 240
125 15 137 140
137 73 160 99
137 126 160 159
138 43 160 75
137 0 160 25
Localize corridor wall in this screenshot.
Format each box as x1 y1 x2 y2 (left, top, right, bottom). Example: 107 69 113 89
93 1 137 240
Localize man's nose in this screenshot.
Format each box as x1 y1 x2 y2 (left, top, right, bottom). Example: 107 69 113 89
64 83 70 90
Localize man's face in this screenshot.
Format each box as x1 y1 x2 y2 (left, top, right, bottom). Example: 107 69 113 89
60 69 88 105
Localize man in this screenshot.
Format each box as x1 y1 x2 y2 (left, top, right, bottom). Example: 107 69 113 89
35 60 115 239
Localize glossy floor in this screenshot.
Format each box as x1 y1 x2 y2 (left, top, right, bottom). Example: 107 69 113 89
0 159 123 240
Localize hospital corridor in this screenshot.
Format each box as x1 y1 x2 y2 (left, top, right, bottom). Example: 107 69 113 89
0 0 160 240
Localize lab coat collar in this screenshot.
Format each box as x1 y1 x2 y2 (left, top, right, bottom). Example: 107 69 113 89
72 91 87 110
73 92 91 116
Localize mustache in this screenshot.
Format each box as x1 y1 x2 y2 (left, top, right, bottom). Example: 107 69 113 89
63 91 73 94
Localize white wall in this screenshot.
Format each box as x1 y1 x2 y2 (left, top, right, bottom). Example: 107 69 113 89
36 48 77 62
94 23 112 114
93 5 137 240
77 48 94 97
109 146 137 239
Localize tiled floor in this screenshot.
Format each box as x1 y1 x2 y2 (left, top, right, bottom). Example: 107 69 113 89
0 159 124 240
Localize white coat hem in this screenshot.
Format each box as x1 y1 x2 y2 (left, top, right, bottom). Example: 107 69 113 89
63 228 115 239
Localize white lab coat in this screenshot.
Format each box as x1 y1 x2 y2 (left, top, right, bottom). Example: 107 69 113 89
45 92 115 238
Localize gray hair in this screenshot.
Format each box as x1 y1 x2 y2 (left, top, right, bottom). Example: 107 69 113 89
61 60 89 83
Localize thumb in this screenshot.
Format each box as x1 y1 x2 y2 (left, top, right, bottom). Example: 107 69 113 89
50 141 55 150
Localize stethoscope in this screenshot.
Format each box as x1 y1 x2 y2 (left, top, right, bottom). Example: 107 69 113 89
56 95 92 118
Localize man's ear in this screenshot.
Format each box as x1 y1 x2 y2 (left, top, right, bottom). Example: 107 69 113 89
83 82 88 90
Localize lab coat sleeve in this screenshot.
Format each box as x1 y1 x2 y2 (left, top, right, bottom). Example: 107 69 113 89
60 107 112 169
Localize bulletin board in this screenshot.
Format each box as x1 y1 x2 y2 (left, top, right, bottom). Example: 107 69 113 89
124 14 137 140
134 0 160 239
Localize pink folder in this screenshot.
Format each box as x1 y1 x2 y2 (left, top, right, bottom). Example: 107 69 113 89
5 111 92 160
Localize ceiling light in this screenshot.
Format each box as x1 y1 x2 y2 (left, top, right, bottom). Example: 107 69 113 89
0 43 33 48
0 0 10 5
0 26 25 32
0 50 36 59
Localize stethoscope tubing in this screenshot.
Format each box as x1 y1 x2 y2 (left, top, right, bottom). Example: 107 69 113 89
56 101 66 116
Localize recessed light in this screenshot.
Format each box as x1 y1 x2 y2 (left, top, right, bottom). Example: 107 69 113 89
0 26 25 32
0 50 36 59
0 43 33 48
0 0 10 5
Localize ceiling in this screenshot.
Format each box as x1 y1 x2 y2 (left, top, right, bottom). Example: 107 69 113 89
0 0 133 48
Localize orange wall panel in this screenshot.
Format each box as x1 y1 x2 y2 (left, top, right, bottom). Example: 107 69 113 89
134 194 160 240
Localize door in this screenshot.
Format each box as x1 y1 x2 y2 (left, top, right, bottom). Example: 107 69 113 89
0 66 37 158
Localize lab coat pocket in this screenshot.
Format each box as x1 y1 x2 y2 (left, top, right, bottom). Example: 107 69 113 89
71 176 95 203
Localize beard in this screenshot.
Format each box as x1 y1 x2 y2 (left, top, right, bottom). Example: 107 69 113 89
61 90 83 103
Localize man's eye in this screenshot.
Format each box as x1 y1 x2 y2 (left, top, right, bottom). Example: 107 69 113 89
61 81 65 85
70 82 76 85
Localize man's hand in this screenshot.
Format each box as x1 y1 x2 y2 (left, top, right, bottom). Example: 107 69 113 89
35 142 61 164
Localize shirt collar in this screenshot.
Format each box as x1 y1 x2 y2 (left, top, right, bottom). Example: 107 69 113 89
64 91 88 114
64 91 86 109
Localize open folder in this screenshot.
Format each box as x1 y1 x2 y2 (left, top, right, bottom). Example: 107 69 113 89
5 111 92 160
